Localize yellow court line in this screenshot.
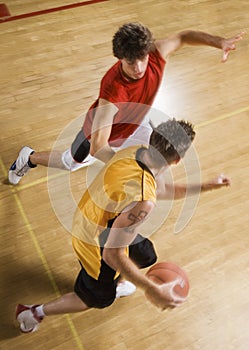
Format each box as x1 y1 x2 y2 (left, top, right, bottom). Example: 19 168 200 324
13 190 61 297
17 172 65 191
0 158 85 350
196 106 249 129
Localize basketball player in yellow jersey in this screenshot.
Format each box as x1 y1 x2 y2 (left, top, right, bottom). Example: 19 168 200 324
16 119 230 333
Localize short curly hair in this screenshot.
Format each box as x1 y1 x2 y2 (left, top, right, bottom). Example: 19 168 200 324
149 119 196 166
112 22 155 61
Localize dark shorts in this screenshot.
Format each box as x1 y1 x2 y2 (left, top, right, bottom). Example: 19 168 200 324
74 260 118 309
99 227 157 269
71 129 91 163
129 234 157 269
74 234 157 309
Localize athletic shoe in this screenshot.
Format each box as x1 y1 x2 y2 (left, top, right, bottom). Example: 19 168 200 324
61 149 96 171
9 146 36 185
16 304 43 333
116 281 137 298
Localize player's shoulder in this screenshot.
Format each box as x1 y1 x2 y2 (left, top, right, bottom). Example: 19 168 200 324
101 60 121 82
149 46 166 64
101 61 124 88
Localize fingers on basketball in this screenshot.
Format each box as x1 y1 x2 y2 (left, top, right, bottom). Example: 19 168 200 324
146 261 190 301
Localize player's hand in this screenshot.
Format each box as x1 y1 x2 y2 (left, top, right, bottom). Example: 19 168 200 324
145 279 186 310
210 174 231 188
221 31 245 62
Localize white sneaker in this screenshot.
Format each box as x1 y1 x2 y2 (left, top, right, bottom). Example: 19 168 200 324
61 149 96 171
16 304 43 333
116 281 137 298
9 146 36 185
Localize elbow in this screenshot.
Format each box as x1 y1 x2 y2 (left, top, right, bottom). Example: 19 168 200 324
89 147 96 157
102 248 123 271
102 249 117 270
89 138 107 157
89 142 100 157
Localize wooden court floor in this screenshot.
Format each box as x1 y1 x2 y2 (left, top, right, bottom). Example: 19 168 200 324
0 1 249 349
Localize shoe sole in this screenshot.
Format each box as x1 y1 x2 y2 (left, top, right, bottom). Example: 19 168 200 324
16 304 39 333
19 321 39 333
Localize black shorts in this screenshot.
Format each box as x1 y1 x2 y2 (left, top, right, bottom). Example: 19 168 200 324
71 129 91 163
75 225 157 309
74 260 118 309
99 226 157 270
129 234 157 269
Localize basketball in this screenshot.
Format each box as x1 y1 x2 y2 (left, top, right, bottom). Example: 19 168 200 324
146 262 189 298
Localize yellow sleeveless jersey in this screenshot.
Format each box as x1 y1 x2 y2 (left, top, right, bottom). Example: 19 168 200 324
72 146 157 280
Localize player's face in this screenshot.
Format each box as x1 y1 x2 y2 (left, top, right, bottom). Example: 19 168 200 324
121 55 149 80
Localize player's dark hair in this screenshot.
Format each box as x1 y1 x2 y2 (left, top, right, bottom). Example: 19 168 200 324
149 119 195 166
112 22 155 61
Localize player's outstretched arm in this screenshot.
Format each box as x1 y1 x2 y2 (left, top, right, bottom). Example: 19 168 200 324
156 174 231 200
155 30 245 62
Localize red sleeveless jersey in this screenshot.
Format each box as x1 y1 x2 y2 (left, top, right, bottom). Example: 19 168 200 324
82 49 166 146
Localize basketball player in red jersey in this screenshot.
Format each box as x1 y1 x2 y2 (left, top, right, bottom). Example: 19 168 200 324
9 23 244 183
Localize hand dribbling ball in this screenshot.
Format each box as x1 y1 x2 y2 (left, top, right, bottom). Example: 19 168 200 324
146 261 189 298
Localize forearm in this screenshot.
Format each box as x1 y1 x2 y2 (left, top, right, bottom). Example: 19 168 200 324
157 183 198 200
90 144 115 163
103 248 156 293
176 183 210 198
90 98 118 163
180 30 223 49
157 177 230 200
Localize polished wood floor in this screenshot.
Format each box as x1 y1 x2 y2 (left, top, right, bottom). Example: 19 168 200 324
0 1 249 349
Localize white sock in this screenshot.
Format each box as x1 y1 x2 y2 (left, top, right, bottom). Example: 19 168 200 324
35 304 46 318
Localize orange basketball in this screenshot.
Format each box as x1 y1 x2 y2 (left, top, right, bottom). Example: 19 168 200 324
146 262 189 298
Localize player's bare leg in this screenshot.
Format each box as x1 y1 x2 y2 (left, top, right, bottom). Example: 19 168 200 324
30 151 67 169
16 292 89 333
